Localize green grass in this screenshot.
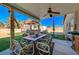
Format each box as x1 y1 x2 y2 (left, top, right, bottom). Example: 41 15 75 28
47 32 65 40
54 35 65 40
46 32 65 40
0 32 65 52
14 35 22 41
0 37 10 52
0 35 22 52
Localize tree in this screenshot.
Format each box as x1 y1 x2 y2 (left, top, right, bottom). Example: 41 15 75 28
6 17 21 29
0 22 5 28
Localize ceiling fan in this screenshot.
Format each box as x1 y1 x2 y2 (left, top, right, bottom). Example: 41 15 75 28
43 7 60 17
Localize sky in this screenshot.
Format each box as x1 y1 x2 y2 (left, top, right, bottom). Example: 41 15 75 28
0 5 64 27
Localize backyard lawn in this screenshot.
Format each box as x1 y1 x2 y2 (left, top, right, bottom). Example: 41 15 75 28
49 32 65 40
0 32 65 52
0 33 22 52
54 35 65 40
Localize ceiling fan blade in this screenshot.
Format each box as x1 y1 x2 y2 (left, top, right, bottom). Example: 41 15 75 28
51 11 60 14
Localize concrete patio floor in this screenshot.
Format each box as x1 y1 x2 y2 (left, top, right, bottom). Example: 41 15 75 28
53 39 77 55
0 39 78 55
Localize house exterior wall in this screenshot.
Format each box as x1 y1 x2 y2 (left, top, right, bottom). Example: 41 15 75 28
75 9 79 32
63 13 75 40
64 13 75 33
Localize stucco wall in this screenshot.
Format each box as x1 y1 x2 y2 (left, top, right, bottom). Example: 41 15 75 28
63 13 75 40
75 10 79 32
64 13 75 33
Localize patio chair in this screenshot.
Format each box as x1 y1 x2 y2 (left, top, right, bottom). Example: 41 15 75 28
19 44 34 55
22 33 28 37
38 34 52 44
19 39 27 47
41 30 48 34
19 39 33 47
13 40 34 55
36 38 55 55
13 40 22 55
36 42 50 55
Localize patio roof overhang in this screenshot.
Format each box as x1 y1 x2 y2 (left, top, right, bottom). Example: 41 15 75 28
1 3 79 20
1 3 40 20
2 3 79 19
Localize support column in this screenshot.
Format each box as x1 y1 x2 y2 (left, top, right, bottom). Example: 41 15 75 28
9 8 15 52
53 19 55 36
75 10 79 31
30 24 32 30
38 22 40 32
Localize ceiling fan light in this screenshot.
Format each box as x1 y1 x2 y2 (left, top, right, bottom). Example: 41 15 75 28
49 14 52 17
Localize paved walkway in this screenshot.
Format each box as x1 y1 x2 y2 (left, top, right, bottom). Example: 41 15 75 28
53 39 77 55
0 39 78 55
0 49 11 55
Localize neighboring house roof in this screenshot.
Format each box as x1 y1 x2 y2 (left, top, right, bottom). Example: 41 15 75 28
24 20 39 24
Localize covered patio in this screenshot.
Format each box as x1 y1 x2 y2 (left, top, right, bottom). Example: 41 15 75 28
0 3 79 55
0 39 77 55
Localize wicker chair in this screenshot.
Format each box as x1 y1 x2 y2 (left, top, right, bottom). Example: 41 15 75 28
41 30 48 34
36 35 55 55
13 40 34 55
36 42 55 55
19 44 34 55
22 33 28 37
13 40 22 55
36 42 50 55
19 39 33 47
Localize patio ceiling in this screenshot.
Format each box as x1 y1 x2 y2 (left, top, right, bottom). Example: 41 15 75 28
3 3 79 19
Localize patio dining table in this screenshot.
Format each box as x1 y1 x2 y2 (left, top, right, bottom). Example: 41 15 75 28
23 33 47 54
